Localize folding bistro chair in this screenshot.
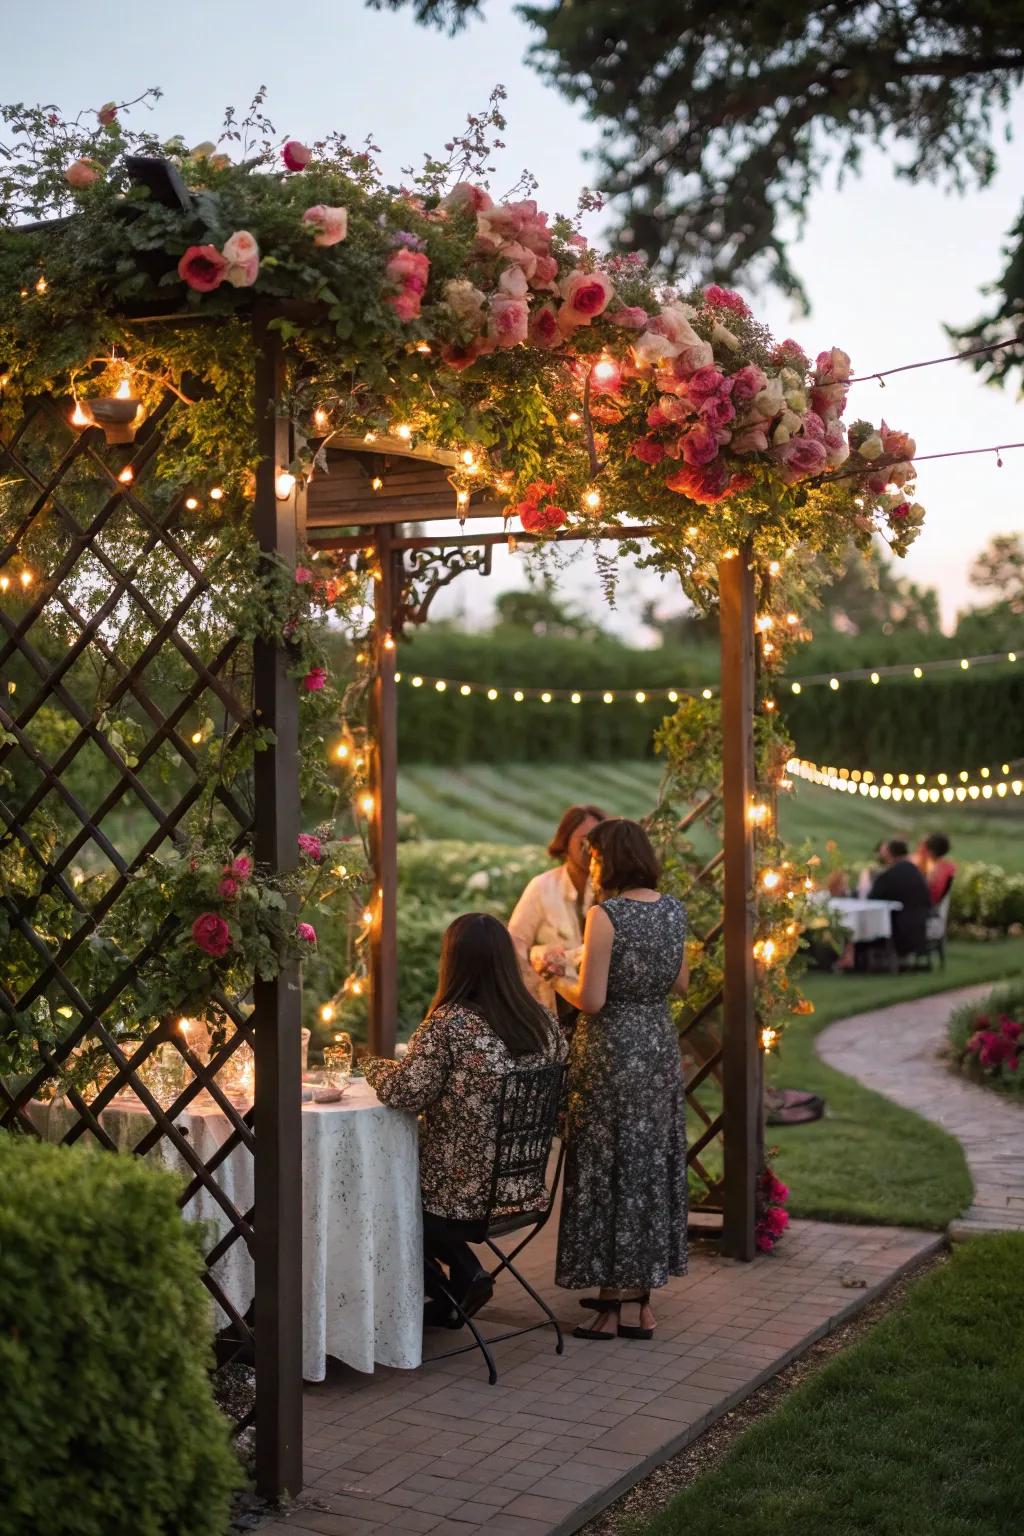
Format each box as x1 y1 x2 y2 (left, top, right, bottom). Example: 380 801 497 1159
426 1062 566 1385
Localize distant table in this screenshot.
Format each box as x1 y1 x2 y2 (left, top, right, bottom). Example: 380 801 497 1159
826 895 903 944
29 1076 423 1382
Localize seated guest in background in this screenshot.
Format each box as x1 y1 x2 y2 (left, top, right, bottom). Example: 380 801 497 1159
915 832 956 904
363 913 565 1327
868 839 932 955
856 839 888 899
508 803 606 1028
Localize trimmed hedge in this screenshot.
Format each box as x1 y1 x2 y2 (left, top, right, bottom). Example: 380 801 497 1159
0 1136 242 1536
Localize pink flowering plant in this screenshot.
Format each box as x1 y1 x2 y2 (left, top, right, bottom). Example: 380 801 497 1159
950 983 1024 1096
0 87 924 614
755 1163 791 1253
95 833 365 1034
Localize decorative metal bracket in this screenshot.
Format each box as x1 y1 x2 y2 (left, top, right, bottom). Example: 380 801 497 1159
393 542 493 632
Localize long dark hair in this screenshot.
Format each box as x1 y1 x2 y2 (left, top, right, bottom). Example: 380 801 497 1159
428 913 553 1058
588 818 660 895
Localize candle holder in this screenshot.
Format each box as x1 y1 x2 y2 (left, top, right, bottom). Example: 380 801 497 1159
79 396 141 444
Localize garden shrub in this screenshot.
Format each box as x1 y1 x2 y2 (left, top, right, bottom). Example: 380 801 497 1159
951 862 1024 932
947 979 1024 1097
0 1136 242 1536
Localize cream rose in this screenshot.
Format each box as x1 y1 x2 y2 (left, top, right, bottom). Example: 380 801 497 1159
302 205 348 247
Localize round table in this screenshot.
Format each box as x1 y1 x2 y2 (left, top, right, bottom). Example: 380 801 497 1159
29 1076 423 1381
826 895 903 944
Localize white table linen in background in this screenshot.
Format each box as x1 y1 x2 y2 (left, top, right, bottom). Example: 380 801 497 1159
29 1076 422 1382
826 896 903 944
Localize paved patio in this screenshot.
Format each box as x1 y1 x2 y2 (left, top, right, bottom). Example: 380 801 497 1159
259 1212 938 1536
818 982 1024 1237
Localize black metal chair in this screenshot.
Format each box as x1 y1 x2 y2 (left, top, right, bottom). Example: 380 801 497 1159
425 1062 566 1385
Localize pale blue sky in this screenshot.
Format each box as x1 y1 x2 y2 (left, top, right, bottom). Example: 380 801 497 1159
6 1 1022 636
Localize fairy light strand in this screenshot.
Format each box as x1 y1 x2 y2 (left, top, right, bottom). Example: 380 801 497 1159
788 756 1024 805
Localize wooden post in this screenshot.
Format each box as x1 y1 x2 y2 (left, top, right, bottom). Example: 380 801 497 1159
368 525 399 1057
719 542 762 1260
251 320 304 1497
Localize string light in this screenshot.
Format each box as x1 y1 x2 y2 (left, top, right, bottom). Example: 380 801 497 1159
275 470 296 500
19 570 33 589
71 399 91 428
0 576 9 592
314 407 329 429
394 424 412 441
117 466 134 485
358 792 375 816
184 496 199 510
583 489 602 510
320 1002 336 1023
209 487 223 501
371 476 384 492
760 1024 779 1052
788 755 1024 803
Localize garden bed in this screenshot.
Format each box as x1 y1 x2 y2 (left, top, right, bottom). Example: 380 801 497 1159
947 977 1024 1095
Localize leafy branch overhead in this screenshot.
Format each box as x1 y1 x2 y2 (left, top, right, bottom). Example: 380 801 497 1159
372 0 1024 384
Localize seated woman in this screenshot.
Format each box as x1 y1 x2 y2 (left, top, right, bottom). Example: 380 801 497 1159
914 832 956 905
363 913 566 1328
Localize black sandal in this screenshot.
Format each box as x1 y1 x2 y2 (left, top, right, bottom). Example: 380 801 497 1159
617 1293 655 1340
573 1300 620 1340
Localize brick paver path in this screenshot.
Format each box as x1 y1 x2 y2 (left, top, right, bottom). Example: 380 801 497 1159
818 982 1024 1238
258 1213 937 1536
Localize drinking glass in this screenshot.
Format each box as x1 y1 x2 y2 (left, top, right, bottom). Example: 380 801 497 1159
322 1033 353 1089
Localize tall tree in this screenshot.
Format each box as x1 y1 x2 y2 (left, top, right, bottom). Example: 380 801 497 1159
969 532 1024 606
372 0 1024 382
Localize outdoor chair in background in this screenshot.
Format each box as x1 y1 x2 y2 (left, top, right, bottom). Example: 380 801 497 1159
918 882 954 970
425 1062 566 1385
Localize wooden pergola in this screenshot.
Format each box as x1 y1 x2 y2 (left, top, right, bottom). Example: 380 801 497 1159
305 438 763 1261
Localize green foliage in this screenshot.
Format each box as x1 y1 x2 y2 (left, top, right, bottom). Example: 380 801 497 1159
782 666 1024 774
0 1136 242 1536
951 861 1024 932
635 1234 1024 1536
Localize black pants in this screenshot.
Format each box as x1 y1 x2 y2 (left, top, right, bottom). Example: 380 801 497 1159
422 1209 488 1305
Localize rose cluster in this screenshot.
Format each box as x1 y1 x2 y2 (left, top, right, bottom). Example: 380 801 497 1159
965 1013 1021 1074
755 1165 790 1253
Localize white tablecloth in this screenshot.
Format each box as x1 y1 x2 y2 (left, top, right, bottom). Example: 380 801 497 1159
29 1077 423 1382
826 896 903 944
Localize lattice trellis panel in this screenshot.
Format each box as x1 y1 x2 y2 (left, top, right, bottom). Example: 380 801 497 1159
0 396 262 1417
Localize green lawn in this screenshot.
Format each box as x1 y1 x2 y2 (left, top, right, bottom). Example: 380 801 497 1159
635 1234 1024 1536
399 763 1024 873
769 939 1024 1229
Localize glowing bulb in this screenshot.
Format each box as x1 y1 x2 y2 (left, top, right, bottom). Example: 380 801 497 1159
667 690 678 703
571 692 582 704
584 489 602 510
359 793 375 817
383 634 395 651
115 377 133 400
191 730 203 744
870 672 880 684
394 671 402 682
19 570 33 589
829 677 839 691
756 615 773 632
763 640 775 656
567 411 581 424
185 496 199 510
592 357 619 384
0 576 8 592
395 424 412 441
275 470 296 500
117 466 134 485
1009 652 1017 663
603 692 614 704
461 449 475 467
460 684 471 696
371 476 384 492
209 487 223 501
791 682 802 694
632 691 645 704
541 692 552 704
314 407 329 429
435 680 446 693
760 1025 778 1052
687 526 699 538
762 870 781 890
960 659 969 670
71 399 90 428
35 275 47 295
351 978 364 996
748 802 769 825
415 340 432 354
785 613 799 627
411 676 423 688
769 561 781 576
361 908 373 926
513 690 525 702
364 431 377 443
702 687 713 700
487 688 498 701
320 1003 335 1023
913 667 923 679
456 489 470 508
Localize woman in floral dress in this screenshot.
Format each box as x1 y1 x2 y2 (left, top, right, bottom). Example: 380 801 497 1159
552 818 688 1340
364 913 565 1326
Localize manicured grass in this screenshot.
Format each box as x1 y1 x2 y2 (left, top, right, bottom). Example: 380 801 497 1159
768 938 1024 1229
634 1235 1024 1536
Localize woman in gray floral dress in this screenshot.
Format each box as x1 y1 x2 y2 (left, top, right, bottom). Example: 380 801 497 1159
553 818 688 1340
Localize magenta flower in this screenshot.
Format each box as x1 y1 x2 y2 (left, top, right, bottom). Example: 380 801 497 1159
304 667 328 692
298 833 323 863
192 912 231 958
296 921 317 944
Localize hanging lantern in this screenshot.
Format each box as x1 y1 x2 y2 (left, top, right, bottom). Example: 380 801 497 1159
75 394 142 444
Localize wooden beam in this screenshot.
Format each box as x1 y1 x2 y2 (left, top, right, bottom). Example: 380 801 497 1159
251 320 304 1498
368 527 399 1058
308 525 659 553
718 543 762 1261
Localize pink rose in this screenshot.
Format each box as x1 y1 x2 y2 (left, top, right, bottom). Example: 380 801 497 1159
530 254 559 290
703 284 751 317
304 667 328 692
765 1206 789 1236
699 394 736 430
811 383 849 419
880 420 916 461
488 294 529 348
388 290 421 322
441 182 494 214
558 269 615 323
756 1233 775 1253
647 305 698 347
296 921 317 945
675 339 716 376
529 304 560 348
302 204 348 247
730 364 768 402
178 245 228 292
298 833 323 862
498 264 530 299
631 436 666 466
775 435 829 481
97 102 118 127
283 140 311 173
666 461 745 505
731 426 770 454
232 856 253 881
386 247 430 292
773 339 809 369
222 230 259 289
295 566 313 584
1001 1018 1022 1041
646 403 670 429
192 912 232 958
218 876 239 900
498 241 538 280
815 347 852 383
890 502 911 520
65 158 102 190
657 394 691 426
680 422 722 467
609 305 649 330
686 366 729 405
